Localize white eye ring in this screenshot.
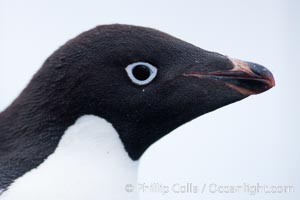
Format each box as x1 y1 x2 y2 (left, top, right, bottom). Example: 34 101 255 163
125 62 158 85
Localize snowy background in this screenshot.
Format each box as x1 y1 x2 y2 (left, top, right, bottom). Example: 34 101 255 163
0 0 299 199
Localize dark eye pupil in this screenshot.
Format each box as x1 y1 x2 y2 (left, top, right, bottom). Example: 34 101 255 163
132 65 151 81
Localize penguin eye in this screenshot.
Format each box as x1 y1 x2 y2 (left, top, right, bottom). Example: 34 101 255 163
125 62 158 85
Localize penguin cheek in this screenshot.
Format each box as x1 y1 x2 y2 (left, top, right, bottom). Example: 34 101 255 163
168 77 246 110
151 76 245 123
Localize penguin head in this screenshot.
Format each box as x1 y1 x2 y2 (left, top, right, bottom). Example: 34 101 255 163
26 24 275 160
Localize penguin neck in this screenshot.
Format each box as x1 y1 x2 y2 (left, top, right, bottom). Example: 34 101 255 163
0 85 140 198
0 67 91 154
0 70 141 197
1 115 139 200
0 96 66 188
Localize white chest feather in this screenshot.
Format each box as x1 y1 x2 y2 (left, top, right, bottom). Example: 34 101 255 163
1 115 138 200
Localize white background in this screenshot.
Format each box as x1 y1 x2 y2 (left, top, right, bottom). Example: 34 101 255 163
0 0 299 199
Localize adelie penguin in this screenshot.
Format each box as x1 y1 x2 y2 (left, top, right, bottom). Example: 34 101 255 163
0 24 275 199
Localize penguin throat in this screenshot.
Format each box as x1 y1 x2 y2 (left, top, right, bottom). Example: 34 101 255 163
1 115 139 200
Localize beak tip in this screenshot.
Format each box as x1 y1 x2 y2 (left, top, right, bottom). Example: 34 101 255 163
269 75 276 88
245 61 276 90
227 58 276 95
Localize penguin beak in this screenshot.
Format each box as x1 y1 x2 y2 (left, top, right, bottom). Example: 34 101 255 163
183 58 275 96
